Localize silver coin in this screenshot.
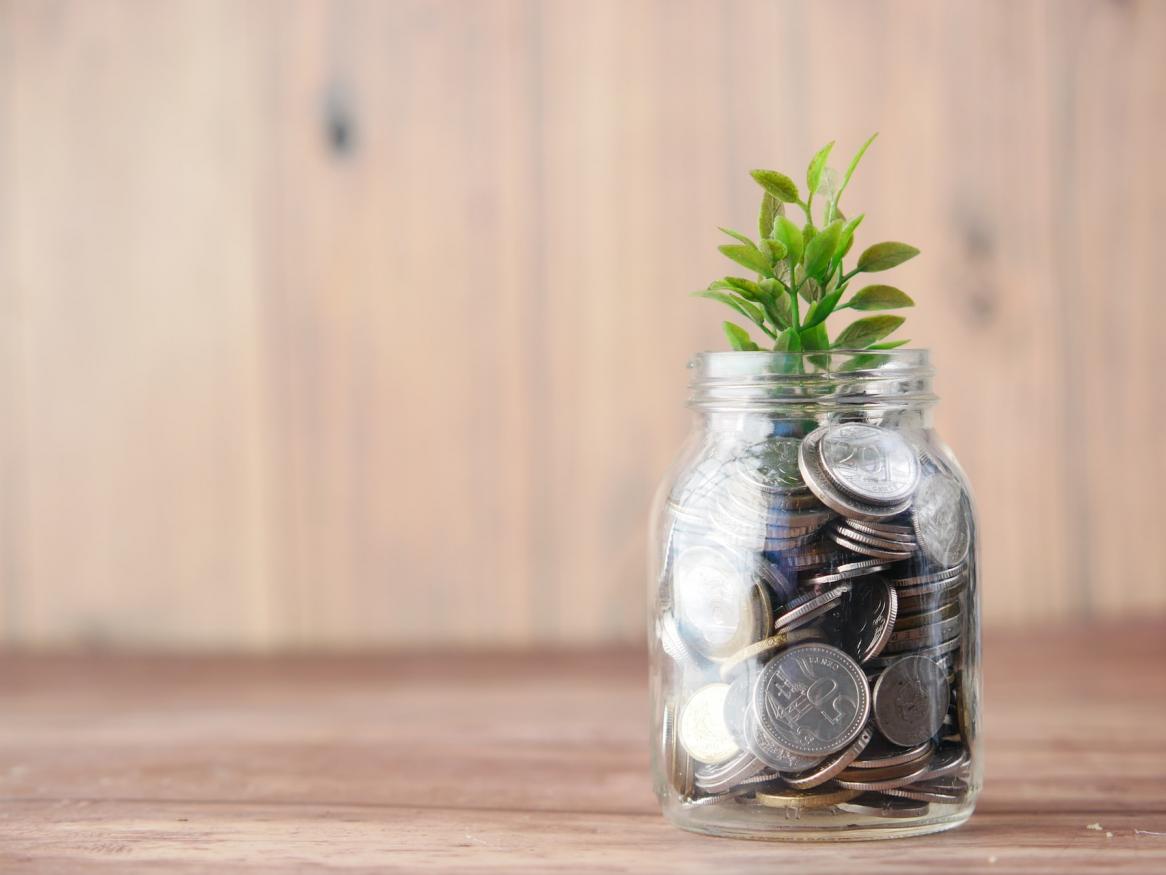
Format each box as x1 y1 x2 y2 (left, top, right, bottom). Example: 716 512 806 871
894 602 960 630
799 428 913 521
782 725 874 790
672 547 757 660
891 564 964 587
829 530 917 561
849 519 915 538
838 793 930 818
832 522 917 551
742 703 821 772
694 750 767 793
885 615 962 650
753 643 871 757
849 740 934 770
736 437 807 492
912 472 971 567
658 614 695 664
872 655 951 747
722 669 755 748
894 574 967 601
773 584 851 632
867 639 956 672
843 577 898 663
882 781 967 804
804 559 894 585
817 424 921 505
835 759 931 791
914 746 970 783
783 544 849 571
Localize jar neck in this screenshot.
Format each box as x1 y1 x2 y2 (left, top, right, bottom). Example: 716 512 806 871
688 350 937 426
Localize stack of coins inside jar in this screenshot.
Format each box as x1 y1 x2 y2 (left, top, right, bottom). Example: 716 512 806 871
657 422 975 820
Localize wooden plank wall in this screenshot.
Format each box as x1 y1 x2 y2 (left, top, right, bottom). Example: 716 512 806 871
1 0 1163 649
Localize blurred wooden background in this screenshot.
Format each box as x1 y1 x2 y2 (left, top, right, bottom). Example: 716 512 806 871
0 0 1163 649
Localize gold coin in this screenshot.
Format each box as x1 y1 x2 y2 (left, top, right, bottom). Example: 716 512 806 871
717 627 824 680
755 786 861 810
678 684 740 765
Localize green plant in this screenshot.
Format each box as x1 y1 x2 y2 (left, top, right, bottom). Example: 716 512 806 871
693 134 919 354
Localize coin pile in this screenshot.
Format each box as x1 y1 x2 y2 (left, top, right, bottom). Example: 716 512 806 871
658 422 974 820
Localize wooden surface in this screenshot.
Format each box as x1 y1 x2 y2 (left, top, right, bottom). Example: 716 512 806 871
2 1 1166 648
1 622 1164 872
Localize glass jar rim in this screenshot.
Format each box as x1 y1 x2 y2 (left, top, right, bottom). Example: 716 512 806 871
688 349 936 411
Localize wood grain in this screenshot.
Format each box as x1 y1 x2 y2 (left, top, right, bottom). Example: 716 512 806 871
0 622 1164 872
1 0 1165 648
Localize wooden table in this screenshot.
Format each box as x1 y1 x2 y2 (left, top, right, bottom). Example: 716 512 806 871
2 622 1164 873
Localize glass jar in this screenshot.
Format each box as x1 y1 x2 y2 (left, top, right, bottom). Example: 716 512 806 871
649 350 981 840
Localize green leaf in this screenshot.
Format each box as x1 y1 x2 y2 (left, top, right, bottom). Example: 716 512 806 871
723 321 759 351
772 216 804 265
839 132 878 200
804 219 843 280
759 192 781 240
847 284 916 311
856 241 920 272
774 327 802 352
807 141 835 195
833 315 905 349
750 169 800 203
869 338 911 350
799 322 830 350
762 239 788 262
718 227 756 247
838 352 891 372
692 290 766 326
803 288 846 329
719 243 772 275
799 277 822 304
763 292 792 329
711 277 764 301
837 213 865 259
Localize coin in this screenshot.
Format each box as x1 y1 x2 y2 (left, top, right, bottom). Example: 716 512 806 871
837 793 930 818
773 584 852 632
679 683 741 765
722 670 755 747
831 521 918 552
753 643 871 757
817 424 921 505
915 745 971 783
804 558 894 586
694 750 767 794
737 437 808 492
718 627 827 680
835 759 931 791
884 615 962 652
848 519 917 542
783 726 874 790
912 472 971 567
779 543 849 571
872 655 951 747
742 703 821 772
755 786 861 810
882 781 967 804
849 739 934 770
894 574 967 601
829 530 917 561
894 601 960 630
658 614 695 664
662 703 694 797
891 564 964 587
842 577 898 663
673 547 757 660
799 428 913 520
